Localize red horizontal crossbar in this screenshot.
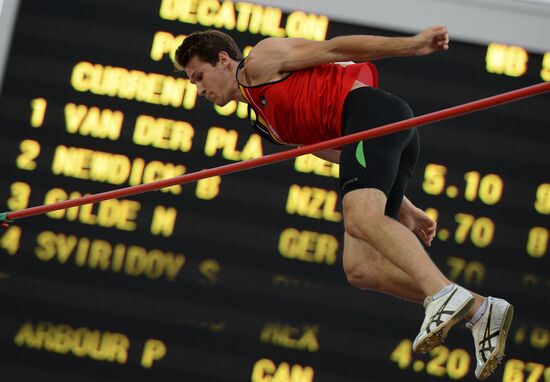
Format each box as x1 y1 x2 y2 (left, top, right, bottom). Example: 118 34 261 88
3 81 550 223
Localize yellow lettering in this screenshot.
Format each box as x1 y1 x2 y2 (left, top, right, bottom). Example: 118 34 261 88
205 126 227 156
150 205 178 237
221 129 240 160
51 145 89 180
151 31 186 62
527 227 548 258
109 333 130 363
241 133 263 159
214 100 249 118
56 235 78 264
141 160 185 194
34 231 185 281
14 321 129 364
503 359 525 382
163 253 186 281
35 231 57 261
77 203 97 225
278 228 338 265
199 259 220 286
214 0 236 30
51 324 73 354
196 176 221 200
261 7 285 37
159 0 181 20
8 181 31 211
260 323 319 352
133 114 194 152
252 359 315 382
196 0 219 26
72 328 99 358
504 46 528 77
541 52 550 81
286 11 328 40
160 0 327 40
486 43 528 77
180 0 198 24
88 240 112 270
534 183 550 215
14 321 53 349
65 103 88 133
252 358 277 382
0 226 22 256
235 2 253 32
43 188 140 230
71 61 95 92
214 100 237 116
75 237 90 267
65 103 123 140
30 97 47 128
14 322 37 347
294 154 339 178
125 246 147 276
297 325 320 352
141 339 167 368
204 127 262 160
71 61 196 109
99 199 141 231
286 185 342 222
16 139 41 171
51 146 184 194
247 4 263 34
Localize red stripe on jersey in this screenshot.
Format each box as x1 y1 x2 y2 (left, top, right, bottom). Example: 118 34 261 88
239 85 286 144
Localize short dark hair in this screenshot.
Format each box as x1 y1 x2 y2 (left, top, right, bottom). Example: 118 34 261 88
174 30 243 72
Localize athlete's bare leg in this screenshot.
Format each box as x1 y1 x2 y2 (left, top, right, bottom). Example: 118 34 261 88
343 232 484 319
342 188 484 318
343 232 424 301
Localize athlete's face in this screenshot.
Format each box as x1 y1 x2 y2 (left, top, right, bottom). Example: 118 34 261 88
186 53 235 106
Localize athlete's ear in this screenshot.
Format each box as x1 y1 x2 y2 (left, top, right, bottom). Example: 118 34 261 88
218 51 231 68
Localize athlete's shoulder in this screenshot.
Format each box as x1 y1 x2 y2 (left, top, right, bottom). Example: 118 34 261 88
251 37 292 54
242 38 293 85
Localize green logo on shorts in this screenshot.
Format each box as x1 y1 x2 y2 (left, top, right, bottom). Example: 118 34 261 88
355 141 367 168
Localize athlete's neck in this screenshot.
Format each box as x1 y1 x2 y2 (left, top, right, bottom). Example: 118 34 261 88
230 60 247 102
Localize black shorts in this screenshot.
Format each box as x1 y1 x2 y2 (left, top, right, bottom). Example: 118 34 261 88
339 87 420 218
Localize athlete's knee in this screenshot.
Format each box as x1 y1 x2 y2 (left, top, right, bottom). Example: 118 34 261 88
343 245 382 290
342 190 386 240
343 256 382 290
343 210 385 242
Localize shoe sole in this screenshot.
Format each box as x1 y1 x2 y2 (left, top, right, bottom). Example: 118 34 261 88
477 304 514 381
414 296 475 354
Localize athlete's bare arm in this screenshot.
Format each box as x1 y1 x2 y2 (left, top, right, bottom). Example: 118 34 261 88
312 149 341 164
399 197 437 246
243 26 449 82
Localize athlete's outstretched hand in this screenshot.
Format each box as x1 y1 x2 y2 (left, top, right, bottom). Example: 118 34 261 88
399 207 437 247
413 26 449 56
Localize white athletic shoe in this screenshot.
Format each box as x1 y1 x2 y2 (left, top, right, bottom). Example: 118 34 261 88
467 297 514 380
413 284 474 354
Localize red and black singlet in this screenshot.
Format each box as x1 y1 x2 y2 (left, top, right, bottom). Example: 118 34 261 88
236 59 378 145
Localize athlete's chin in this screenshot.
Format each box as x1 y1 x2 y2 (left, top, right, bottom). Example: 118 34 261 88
214 98 230 107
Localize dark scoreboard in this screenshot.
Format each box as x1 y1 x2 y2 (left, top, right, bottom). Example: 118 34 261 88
0 1 548 381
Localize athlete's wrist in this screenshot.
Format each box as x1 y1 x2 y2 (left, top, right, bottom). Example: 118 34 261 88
410 35 429 56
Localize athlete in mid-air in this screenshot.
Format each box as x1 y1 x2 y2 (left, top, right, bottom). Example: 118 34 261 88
174 26 513 380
